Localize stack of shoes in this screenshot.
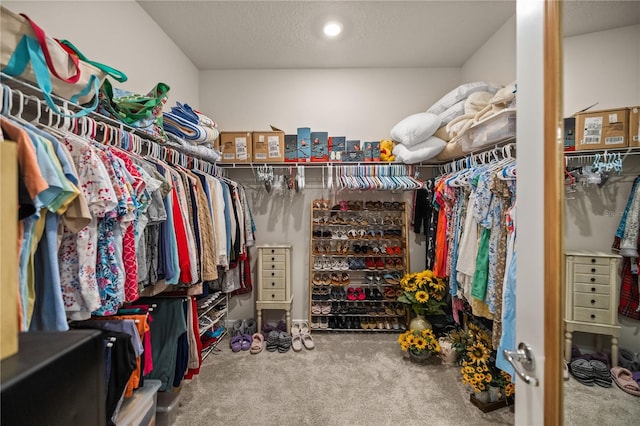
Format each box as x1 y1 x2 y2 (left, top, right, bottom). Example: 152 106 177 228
266 331 280 352
589 360 613 387
277 331 292 353
570 359 595 386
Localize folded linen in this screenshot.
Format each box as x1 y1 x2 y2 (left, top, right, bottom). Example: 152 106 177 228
163 110 220 144
392 136 446 164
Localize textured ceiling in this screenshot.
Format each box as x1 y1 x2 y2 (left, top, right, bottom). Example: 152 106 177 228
137 0 640 70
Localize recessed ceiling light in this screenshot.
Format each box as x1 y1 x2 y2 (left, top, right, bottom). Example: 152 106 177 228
323 21 342 37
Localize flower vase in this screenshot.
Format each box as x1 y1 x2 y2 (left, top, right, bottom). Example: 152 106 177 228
409 314 431 332
488 385 504 402
438 337 457 366
474 390 490 404
409 349 431 363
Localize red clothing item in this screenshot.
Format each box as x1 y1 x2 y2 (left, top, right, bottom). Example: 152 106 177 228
433 180 448 278
171 187 192 284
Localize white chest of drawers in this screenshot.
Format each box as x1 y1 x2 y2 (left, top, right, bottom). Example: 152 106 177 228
564 251 621 367
255 244 293 333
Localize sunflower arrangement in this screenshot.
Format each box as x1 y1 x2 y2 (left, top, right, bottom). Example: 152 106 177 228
397 328 441 358
454 321 515 399
396 270 448 316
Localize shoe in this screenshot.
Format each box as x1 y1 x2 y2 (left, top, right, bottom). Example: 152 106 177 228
355 287 365 301
347 287 357 301
301 332 315 350
291 322 302 336
230 335 243 352
291 333 303 352
250 333 264 354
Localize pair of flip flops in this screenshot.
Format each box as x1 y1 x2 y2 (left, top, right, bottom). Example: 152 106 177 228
570 359 612 387
230 334 252 352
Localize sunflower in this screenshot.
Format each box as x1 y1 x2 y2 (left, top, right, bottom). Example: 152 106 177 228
405 334 415 345
464 366 475 374
486 373 493 383
477 382 485 391
414 337 427 350
505 383 515 397
483 364 489 372
415 290 429 303
467 342 490 365
474 373 486 382
431 279 446 292
476 366 484 373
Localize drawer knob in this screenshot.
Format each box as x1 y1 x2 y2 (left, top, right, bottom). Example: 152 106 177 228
591 299 596 304
590 278 595 282
591 287 596 292
271 272 275 276
591 268 596 273
271 294 275 298
271 249 275 253
590 314 596 319
591 258 596 263
271 257 275 261
272 265 275 268
272 282 275 286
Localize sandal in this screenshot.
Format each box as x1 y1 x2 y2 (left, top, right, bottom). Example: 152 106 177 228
301 332 315 350
249 333 264 354
292 333 303 352
241 334 252 351
230 335 243 352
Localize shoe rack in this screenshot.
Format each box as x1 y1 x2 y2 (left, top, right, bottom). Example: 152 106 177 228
198 292 229 360
309 200 409 332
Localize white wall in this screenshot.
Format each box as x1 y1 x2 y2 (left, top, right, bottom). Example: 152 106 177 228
461 14 516 86
3 1 200 107
199 68 461 140
563 24 640 117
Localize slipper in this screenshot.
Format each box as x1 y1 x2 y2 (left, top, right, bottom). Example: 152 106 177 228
291 333 303 352
245 319 257 335
301 333 315 350
277 331 292 353
570 359 595 386
291 322 302 337
230 335 243 352
619 349 640 372
611 366 640 397
240 334 252 351
233 320 245 337
249 333 264 354
266 330 280 352
589 360 612 387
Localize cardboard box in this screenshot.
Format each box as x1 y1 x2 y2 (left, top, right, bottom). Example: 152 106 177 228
575 108 628 151
363 141 381 162
219 131 252 163
329 136 345 162
297 127 311 162
344 151 364 162
252 131 284 162
629 106 640 147
310 131 329 162
284 134 298 162
346 140 361 152
564 117 575 152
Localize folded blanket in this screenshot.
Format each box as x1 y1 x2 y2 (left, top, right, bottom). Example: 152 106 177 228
163 111 220 144
166 133 221 163
169 102 218 129
392 136 446 164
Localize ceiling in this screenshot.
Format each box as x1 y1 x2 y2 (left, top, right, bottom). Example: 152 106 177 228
137 1 640 70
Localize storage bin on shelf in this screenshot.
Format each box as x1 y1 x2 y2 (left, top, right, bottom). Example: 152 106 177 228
460 108 516 153
116 379 162 426
156 390 181 426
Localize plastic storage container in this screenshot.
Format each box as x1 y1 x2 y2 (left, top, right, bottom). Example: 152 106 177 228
115 379 161 426
460 108 516 153
156 391 181 426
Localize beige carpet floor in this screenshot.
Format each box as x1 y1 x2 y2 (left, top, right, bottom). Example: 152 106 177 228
168 333 639 426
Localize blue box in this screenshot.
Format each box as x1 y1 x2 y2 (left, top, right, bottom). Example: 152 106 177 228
346 140 361 152
344 151 365 162
310 131 329 162
297 127 311 162
285 134 298 162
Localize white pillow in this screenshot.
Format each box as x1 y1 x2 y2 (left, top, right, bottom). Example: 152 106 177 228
427 82 500 115
437 100 465 126
390 112 441 147
392 136 446 164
